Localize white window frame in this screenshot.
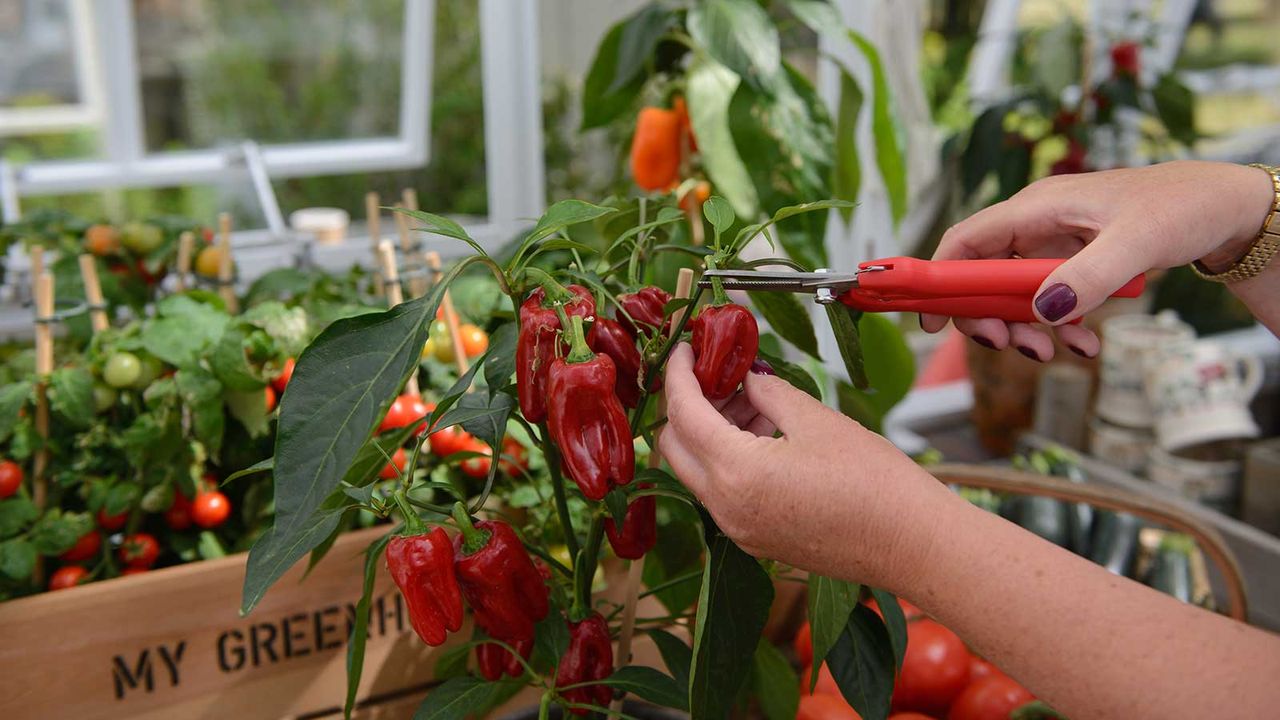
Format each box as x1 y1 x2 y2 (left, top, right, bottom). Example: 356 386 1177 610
0 0 103 137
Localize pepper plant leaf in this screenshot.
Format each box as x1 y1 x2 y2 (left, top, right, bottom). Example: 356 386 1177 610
825 303 867 389
826 604 897 720
686 56 759 219
807 572 860 691
869 587 908 673
752 639 800 720
750 291 820 360
581 11 654 130
688 0 781 91
482 322 518 397
411 676 503 720
755 349 822 401
604 666 689 711
650 628 694 691
345 532 393 719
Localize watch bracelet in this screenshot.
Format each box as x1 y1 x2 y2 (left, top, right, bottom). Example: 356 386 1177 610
1191 163 1280 283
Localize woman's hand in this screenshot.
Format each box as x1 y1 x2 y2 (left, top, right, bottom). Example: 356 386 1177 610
656 343 955 591
922 161 1275 360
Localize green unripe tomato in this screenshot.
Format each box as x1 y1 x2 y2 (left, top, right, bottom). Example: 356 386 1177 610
103 352 142 389
93 384 118 412
121 222 164 254
133 354 163 389
430 320 455 363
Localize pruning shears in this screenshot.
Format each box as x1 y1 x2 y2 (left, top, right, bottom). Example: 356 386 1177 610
698 256 1146 323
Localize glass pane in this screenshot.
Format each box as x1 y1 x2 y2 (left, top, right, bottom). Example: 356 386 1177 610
20 181 267 230
134 0 405 152
0 0 82 107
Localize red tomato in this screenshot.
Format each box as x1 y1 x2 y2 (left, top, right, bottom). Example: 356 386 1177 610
0 460 22 498
968 658 1009 685
121 566 149 576
866 596 923 621
119 533 160 568
458 324 489 359
165 492 192 530
98 508 129 532
264 385 277 413
947 676 1035 720
800 664 841 697
795 621 814 667
798 693 861 720
459 440 492 479
191 490 231 529
272 357 296 393
498 437 529 476
379 393 427 433
379 448 407 480
49 566 89 591
892 620 972 715
60 531 102 563
1110 41 1141 77
428 425 472 457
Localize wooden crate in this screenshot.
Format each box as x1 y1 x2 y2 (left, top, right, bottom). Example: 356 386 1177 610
0 526 453 720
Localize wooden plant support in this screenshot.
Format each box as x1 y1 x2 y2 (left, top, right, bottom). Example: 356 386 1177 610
424 251 469 375
611 268 695 714
77 254 109 333
366 191 385 298
378 240 420 397
216 213 238 314
31 270 55 587
175 231 195 292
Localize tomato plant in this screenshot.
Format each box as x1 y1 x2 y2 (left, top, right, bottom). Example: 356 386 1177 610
0 461 22 499
59 531 102 563
893 620 973 715
948 676 1035 720
48 566 89 591
103 352 142 388
191 491 232 529
119 533 161 568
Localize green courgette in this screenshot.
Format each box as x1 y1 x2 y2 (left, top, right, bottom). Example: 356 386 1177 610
1088 511 1142 576
1146 533 1194 603
1002 495 1071 548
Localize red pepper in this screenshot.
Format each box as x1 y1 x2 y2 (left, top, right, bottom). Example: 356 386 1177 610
385 528 464 646
556 612 614 714
616 286 671 337
476 636 533 681
547 317 635 501
690 303 759 399
586 317 645 408
453 514 549 642
517 285 596 423
604 487 655 560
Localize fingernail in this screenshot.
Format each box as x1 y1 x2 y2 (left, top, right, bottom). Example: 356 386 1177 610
1017 346 1041 362
1034 283 1077 322
918 314 926 331
750 359 775 376
972 336 997 350
1068 345 1093 358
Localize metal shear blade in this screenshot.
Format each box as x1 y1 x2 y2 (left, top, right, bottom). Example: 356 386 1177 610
697 269 864 293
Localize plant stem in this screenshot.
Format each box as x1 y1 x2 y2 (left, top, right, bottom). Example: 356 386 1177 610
705 256 729 305
391 491 426 534
540 422 580 560
574 513 605 618
565 315 594 363
451 501 490 554
524 267 573 303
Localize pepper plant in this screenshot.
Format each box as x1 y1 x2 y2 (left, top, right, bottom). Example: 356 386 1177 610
241 189 916 720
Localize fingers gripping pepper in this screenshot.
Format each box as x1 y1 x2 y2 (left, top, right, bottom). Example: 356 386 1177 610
556 612 615 713
604 487 656 560
476 636 533 681
586 317 645 408
516 285 595 423
690 303 759 400
547 317 636 501
452 512 550 642
385 528 465 646
630 107 681 191
616 286 672 337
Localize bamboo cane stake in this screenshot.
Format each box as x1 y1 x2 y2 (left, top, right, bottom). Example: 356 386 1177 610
424 251 470 375
378 240 420 397
77 254 109 333
366 191 385 298
31 270 55 587
611 268 695 713
29 244 44 286
175 231 195 292
217 212 238 314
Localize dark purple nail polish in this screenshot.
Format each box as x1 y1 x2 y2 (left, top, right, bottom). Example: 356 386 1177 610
918 314 926 331
750 359 775 376
1017 346 1041 362
1068 345 1092 358
972 336 997 350
1035 283 1077 322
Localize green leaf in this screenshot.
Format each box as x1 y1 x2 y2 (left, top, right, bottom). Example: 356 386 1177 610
689 515 774 720
1153 73 1197 146
242 491 355 614
649 628 694 691
28 510 93 555
609 5 675 94
529 200 617 246
825 303 867 388
750 292 819 359
432 644 473 681
176 368 225 455
143 316 223 367
0 537 35 580
702 196 735 236
0 497 39 538
482 322 518 396
223 457 273 485
412 676 502 720
688 0 781 90
0 381 32 443
807 573 860 690
1033 20 1079 98
839 314 914 427
346 532 393 719
48 367 94 428
243 261 463 615
833 70 863 223
848 31 907 226
755 349 821 401
751 639 799 720
393 209 488 259
686 56 759 219
105 482 141 515
869 588 907 673
581 15 650 130
826 604 897 720
961 105 1008 198
226 388 270 439
605 666 689 711
643 499 704 615
198 531 227 560
605 488 629 530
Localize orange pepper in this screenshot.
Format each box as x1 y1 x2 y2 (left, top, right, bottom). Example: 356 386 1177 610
630 107 682 191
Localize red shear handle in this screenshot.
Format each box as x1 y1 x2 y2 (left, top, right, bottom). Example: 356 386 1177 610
839 293 1085 324
857 257 1146 299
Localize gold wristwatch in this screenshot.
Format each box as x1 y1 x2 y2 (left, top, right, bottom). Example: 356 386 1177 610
1192 163 1280 283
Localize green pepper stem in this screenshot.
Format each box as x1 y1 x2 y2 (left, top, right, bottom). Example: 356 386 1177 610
525 267 573 304
392 491 427 535
565 315 595 364
573 513 605 620
451 502 490 555
705 257 729 306
540 424 581 559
